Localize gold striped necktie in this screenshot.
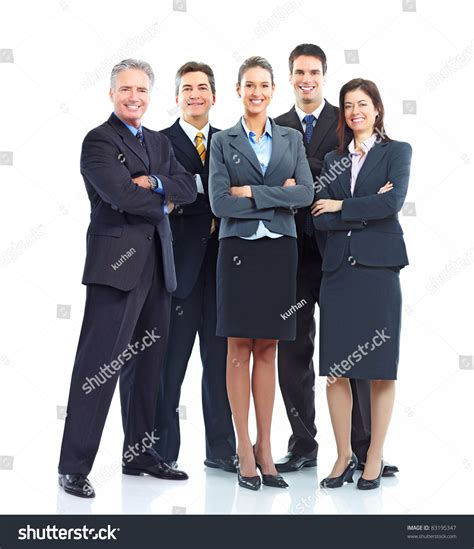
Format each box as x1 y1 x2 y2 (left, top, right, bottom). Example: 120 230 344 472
195 132 206 164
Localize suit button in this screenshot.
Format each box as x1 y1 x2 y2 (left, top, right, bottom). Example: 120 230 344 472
147 234 153 240
348 255 356 265
362 220 368 226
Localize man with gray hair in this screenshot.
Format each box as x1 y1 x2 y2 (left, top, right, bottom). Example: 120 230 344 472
58 59 196 498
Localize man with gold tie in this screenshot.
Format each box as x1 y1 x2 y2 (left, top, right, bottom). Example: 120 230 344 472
154 62 237 473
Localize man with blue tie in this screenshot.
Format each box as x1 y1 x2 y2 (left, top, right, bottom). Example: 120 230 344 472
275 45 399 477
58 59 197 498
154 62 236 473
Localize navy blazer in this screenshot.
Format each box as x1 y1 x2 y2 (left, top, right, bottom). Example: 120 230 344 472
80 114 197 292
160 119 219 299
209 118 314 238
313 140 412 271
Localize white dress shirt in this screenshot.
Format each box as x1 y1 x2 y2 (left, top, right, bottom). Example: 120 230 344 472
295 99 326 132
179 118 210 194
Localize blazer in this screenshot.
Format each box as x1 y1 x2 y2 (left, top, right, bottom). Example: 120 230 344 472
313 140 412 271
160 119 219 299
274 101 339 258
80 113 197 293
209 118 314 238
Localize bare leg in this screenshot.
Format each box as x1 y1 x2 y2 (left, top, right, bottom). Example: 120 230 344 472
325 377 353 477
362 379 395 479
226 337 255 477
252 338 278 475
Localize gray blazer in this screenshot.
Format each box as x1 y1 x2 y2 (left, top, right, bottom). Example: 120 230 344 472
209 118 314 238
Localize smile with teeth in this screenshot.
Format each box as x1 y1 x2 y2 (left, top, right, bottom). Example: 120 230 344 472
250 99 264 104
351 116 365 122
125 104 140 110
299 86 315 91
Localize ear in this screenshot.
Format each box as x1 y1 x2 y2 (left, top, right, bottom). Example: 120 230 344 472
109 88 113 101
211 94 216 106
236 82 241 98
175 96 179 105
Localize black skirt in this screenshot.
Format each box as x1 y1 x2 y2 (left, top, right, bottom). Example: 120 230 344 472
319 238 402 380
216 236 298 340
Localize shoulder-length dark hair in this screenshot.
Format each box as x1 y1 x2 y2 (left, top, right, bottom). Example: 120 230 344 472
336 78 391 154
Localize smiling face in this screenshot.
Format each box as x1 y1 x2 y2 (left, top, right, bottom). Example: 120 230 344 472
290 55 325 109
109 68 151 128
343 88 379 136
237 66 274 116
177 71 215 124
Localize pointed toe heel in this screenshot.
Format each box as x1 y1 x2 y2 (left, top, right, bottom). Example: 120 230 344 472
237 469 261 491
357 460 384 490
320 452 358 489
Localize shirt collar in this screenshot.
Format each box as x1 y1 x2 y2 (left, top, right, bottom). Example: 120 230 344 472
241 117 272 141
295 99 326 125
113 112 142 136
348 133 378 155
179 118 210 143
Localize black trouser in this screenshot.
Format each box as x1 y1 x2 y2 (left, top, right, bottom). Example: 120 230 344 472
58 240 171 474
154 235 235 462
277 233 372 462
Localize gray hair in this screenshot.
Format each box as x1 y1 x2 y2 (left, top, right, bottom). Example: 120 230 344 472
110 59 155 90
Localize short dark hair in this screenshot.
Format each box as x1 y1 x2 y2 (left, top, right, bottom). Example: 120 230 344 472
289 44 327 75
175 61 216 95
237 56 274 85
336 78 391 153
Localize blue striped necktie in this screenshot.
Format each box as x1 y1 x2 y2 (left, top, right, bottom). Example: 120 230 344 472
303 114 316 144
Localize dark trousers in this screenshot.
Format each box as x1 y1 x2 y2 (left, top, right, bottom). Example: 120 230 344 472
277 233 372 462
155 235 235 461
58 240 171 475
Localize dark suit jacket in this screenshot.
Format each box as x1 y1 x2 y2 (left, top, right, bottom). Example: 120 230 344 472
160 119 219 299
314 140 412 271
209 118 314 237
80 113 197 293
274 101 339 258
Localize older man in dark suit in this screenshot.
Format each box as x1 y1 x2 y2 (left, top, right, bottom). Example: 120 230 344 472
58 59 197 498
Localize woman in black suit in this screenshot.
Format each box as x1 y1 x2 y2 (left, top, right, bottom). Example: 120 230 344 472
209 57 314 490
312 79 412 490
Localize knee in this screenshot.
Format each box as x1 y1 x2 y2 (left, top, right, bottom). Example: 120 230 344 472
253 339 277 363
227 338 252 368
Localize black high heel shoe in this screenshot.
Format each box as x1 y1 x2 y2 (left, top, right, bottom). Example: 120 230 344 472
237 467 261 491
357 460 384 490
320 452 358 488
253 445 288 488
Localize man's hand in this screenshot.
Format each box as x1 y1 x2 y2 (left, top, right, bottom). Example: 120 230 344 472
132 175 151 189
377 181 393 194
312 199 343 216
229 185 252 198
283 178 296 187
167 201 175 214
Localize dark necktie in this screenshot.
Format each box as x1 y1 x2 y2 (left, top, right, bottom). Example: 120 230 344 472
303 114 316 144
136 128 146 151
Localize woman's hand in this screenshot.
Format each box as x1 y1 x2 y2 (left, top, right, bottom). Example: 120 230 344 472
378 181 393 194
229 185 253 198
283 178 296 187
312 199 343 216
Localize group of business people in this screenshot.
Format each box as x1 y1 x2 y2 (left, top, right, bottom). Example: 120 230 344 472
57 43 412 499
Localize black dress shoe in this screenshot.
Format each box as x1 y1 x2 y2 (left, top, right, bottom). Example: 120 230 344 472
357 460 384 490
237 468 261 491
58 474 95 498
163 460 178 469
275 453 317 473
204 456 237 473
320 453 358 489
357 460 399 477
123 461 188 480
256 463 288 488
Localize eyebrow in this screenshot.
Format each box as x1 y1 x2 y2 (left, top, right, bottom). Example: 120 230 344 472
244 80 271 84
344 100 369 105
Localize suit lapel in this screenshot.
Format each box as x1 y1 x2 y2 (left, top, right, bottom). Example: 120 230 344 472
353 142 388 195
166 119 204 174
265 121 289 180
108 114 150 171
228 120 264 180
336 153 352 197
307 102 337 158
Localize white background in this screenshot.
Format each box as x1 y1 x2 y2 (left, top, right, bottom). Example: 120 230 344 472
0 0 473 515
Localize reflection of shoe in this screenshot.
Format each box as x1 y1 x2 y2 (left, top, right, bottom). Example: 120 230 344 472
237 468 261 491
204 456 238 473
58 474 95 498
255 463 288 488
123 461 188 480
320 453 358 489
357 461 384 490
275 453 317 473
357 460 398 477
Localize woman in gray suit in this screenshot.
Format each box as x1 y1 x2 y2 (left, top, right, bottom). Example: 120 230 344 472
313 78 412 490
209 57 314 490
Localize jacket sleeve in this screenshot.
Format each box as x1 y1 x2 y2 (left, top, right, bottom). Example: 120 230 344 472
209 134 274 220
312 154 366 231
251 132 314 210
154 134 198 206
341 142 412 222
80 130 165 225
